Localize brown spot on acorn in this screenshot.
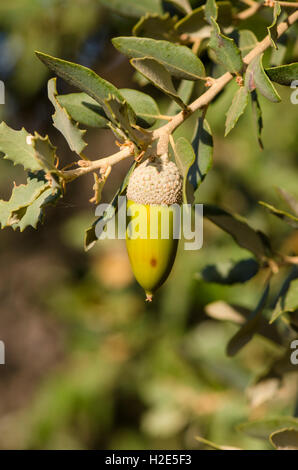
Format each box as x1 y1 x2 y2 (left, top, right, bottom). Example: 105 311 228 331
150 258 157 267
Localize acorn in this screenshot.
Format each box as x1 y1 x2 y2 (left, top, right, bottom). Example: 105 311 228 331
126 154 183 301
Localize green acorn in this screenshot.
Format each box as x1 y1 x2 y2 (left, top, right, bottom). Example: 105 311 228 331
126 154 183 301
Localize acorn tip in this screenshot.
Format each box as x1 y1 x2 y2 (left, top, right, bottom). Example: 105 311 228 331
145 292 153 302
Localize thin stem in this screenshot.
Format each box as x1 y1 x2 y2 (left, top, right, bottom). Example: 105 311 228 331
240 0 257 6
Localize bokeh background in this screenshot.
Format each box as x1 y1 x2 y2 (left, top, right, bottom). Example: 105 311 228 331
0 0 297 450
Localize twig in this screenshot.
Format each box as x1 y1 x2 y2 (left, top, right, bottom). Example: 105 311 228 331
276 1 298 7
62 146 133 182
282 255 298 265
236 1 262 20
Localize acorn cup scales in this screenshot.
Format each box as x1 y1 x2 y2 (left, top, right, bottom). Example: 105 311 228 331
126 155 183 301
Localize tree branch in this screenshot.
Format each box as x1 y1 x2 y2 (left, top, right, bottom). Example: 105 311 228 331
153 9 298 153
62 9 298 180
62 145 134 182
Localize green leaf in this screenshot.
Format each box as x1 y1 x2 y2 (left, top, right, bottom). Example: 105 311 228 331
36 51 125 109
57 92 108 128
58 88 160 129
259 200 298 228
225 86 249 136
270 278 298 324
270 428 298 450
175 5 206 37
112 36 205 80
203 204 271 259
198 258 259 285
85 163 136 251
174 137 196 204
190 117 213 199
245 54 281 103
270 41 287 66
0 122 42 172
239 30 258 58
133 13 180 41
205 0 218 24
130 58 186 109
48 78 87 155
120 88 160 127
237 417 298 440
0 177 47 229
104 95 151 145
98 0 162 18
209 17 243 74
251 90 264 149
226 282 270 356
167 80 195 116
17 186 59 232
175 2 232 37
267 1 281 49
266 63 298 86
277 187 298 216
30 132 58 172
165 0 192 14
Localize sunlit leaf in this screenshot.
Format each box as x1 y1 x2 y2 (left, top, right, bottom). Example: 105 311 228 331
36 51 125 109
131 58 186 109
175 2 232 38
173 137 196 204
0 122 42 172
112 36 205 80
245 53 281 102
98 0 162 18
204 0 218 24
120 88 160 127
209 17 242 74
190 117 213 199
267 1 281 49
57 92 108 128
48 78 87 155
133 13 180 41
225 86 249 136
270 428 298 450
239 30 258 58
266 63 298 86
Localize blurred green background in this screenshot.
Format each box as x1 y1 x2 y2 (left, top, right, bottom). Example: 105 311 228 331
0 0 297 450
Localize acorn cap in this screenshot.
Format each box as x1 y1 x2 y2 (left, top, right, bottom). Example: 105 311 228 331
126 155 183 205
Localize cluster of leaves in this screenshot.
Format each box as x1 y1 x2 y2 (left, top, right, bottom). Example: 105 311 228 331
0 0 297 449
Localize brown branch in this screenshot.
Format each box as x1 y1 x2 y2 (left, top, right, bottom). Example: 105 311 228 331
276 1 298 7
62 146 134 182
153 9 298 154
62 10 298 180
236 2 262 20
